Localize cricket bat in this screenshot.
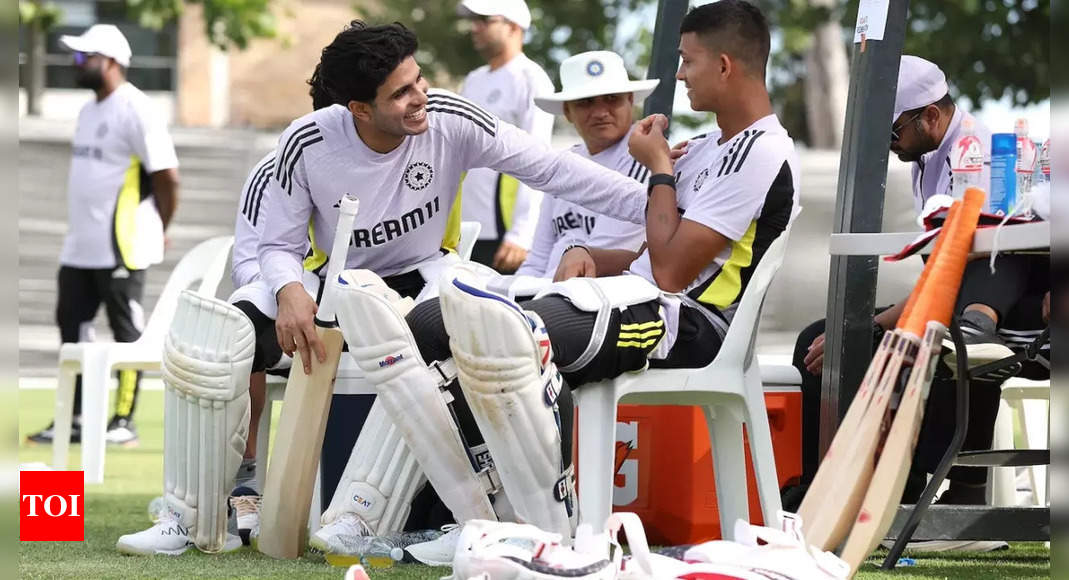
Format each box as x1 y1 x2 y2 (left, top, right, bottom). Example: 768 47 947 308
798 193 977 551
258 195 360 559
838 188 984 574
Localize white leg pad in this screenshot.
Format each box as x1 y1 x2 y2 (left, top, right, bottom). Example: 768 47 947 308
334 269 497 524
321 399 427 533
440 272 576 539
162 290 255 552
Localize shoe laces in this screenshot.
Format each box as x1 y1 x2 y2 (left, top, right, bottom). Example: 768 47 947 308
333 512 373 537
230 495 261 516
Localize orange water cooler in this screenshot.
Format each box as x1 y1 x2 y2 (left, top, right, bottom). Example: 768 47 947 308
576 387 802 546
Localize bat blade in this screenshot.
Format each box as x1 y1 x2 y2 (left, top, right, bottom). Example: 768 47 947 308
800 331 916 551
257 326 344 559
839 323 944 573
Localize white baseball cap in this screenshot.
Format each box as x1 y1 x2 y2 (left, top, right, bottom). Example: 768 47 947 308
457 0 532 30
892 55 948 121
534 51 660 115
60 24 132 67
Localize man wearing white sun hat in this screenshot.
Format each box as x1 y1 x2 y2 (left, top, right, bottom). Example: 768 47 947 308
455 0 555 274
516 50 659 282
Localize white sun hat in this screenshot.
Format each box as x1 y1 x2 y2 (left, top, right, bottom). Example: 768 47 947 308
457 0 532 30
534 51 660 115
59 24 132 67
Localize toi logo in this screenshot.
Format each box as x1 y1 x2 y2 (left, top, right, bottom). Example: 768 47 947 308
20 471 85 541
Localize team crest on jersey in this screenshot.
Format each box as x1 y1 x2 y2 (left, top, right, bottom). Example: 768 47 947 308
586 60 604 77
404 161 434 191
693 167 710 192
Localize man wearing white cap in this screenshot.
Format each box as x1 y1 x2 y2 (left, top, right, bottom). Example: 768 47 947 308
791 56 1047 550
456 0 555 274
518 50 658 281
26 24 179 448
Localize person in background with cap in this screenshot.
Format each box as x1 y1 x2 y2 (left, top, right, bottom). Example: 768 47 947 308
788 56 1047 552
517 50 658 281
455 0 555 274
26 24 179 448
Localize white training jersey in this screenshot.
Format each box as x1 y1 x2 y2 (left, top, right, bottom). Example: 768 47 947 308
628 114 800 355
232 151 276 288
60 82 179 270
257 90 647 295
911 107 991 215
459 53 555 247
516 130 648 278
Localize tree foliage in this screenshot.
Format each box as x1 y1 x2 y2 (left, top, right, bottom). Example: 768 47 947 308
125 0 277 49
763 0 1049 142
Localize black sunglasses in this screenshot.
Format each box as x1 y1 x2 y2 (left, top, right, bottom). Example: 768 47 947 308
891 110 924 143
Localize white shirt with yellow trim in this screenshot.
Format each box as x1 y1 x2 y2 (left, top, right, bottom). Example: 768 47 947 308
517 131 648 278
459 53 555 248
629 114 800 357
60 82 178 269
257 91 647 295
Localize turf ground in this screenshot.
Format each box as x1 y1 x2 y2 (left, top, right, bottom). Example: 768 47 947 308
18 388 1050 579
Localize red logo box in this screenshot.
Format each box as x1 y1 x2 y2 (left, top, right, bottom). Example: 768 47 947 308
20 471 84 541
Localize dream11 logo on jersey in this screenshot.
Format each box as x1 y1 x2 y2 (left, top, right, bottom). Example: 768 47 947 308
20 471 85 541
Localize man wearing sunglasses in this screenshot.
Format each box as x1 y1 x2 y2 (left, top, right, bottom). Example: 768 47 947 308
26 24 179 449
455 0 555 274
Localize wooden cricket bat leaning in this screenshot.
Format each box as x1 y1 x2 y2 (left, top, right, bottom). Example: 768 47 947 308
258 194 360 559
798 199 969 551
257 330 344 559
837 187 984 574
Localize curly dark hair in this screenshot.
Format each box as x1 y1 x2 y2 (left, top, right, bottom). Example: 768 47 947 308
680 0 770 79
309 20 419 106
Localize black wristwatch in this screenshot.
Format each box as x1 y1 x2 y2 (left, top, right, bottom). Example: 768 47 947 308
647 173 676 196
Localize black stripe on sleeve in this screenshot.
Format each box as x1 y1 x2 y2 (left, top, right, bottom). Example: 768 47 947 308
719 130 752 176
731 130 765 174
425 106 496 137
283 135 325 194
250 162 274 226
279 129 322 191
427 93 495 126
638 167 650 183
275 122 318 180
243 160 274 221
627 159 639 180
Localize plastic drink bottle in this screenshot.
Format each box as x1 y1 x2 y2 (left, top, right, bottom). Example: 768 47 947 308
1014 118 1038 218
988 132 1017 215
950 117 984 197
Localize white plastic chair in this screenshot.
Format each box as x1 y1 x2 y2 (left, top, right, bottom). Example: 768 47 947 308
991 377 1049 507
574 227 794 541
52 236 235 483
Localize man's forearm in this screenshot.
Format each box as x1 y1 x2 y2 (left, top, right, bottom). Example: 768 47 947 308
152 168 179 229
874 299 907 330
644 179 682 266
588 247 642 277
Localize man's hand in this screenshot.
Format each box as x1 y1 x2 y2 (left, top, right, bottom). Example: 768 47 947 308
276 282 325 374
628 114 673 175
493 240 528 273
669 139 689 163
554 246 596 282
803 332 826 376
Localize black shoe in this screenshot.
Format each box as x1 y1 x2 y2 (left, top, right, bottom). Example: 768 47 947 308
26 419 81 445
105 415 139 446
943 311 1019 379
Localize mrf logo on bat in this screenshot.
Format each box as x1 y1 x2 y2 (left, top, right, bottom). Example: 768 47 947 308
20 471 84 541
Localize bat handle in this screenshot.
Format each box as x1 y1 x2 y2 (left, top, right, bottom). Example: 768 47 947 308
317 194 360 323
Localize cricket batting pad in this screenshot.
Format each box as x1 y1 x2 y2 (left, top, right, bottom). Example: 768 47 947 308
162 290 255 552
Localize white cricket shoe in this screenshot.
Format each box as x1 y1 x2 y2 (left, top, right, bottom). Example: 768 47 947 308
406 524 462 566
228 488 261 546
309 511 373 555
116 503 241 556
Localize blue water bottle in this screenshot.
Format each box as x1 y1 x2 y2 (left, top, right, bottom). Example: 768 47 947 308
989 133 1017 215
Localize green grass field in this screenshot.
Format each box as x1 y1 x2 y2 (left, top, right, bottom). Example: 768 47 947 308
18 389 1050 579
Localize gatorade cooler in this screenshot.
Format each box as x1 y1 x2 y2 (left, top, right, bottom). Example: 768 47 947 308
576 387 802 546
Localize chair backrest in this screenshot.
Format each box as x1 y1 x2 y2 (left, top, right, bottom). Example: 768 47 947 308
139 235 235 345
712 212 799 371
458 221 482 261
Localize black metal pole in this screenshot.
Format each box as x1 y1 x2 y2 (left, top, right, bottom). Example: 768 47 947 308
818 0 910 456
643 0 688 120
